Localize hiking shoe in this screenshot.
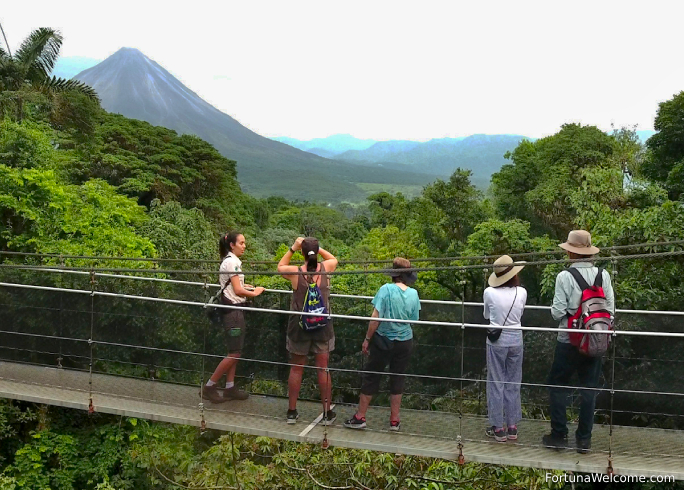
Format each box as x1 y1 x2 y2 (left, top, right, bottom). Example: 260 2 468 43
576 438 591 454
223 386 249 401
542 433 569 450
507 426 518 440
485 426 507 442
343 414 366 429
322 410 336 425
200 385 226 404
286 409 299 425
389 420 401 432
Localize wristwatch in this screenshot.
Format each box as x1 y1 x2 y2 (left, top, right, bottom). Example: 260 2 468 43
288 247 295 254
364 337 371 342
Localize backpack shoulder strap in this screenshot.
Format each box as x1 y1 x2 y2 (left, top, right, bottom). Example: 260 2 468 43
566 267 591 291
300 266 312 286
593 267 604 288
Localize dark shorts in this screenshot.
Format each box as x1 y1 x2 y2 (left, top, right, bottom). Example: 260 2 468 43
361 337 414 396
223 309 246 354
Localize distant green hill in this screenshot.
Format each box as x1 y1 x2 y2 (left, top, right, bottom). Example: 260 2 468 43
336 134 531 188
273 134 377 155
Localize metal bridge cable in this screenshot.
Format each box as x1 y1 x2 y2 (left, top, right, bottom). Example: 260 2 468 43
199 277 209 432
83 340 684 398
8 269 684 317
88 271 95 414
608 254 617 472
2 238 683 264
3 248 684 275
1 281 683 338
458 275 466 448
3 328 680 398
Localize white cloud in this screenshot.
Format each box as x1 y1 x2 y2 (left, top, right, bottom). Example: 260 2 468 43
3 0 683 140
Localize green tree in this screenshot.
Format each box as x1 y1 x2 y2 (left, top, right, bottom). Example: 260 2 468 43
0 28 97 122
643 91 684 199
491 124 617 237
422 168 487 245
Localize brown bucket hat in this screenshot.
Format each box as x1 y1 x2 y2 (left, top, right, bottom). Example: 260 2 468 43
559 230 600 255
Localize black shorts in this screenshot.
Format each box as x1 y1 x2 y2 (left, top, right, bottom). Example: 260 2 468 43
361 337 414 396
223 309 246 354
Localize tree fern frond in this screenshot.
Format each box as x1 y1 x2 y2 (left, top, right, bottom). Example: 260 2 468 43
15 28 63 80
41 75 100 101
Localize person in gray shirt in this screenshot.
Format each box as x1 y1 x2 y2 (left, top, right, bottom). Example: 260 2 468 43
542 230 615 454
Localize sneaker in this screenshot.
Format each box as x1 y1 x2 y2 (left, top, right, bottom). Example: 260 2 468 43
200 385 226 404
507 426 518 440
223 386 249 401
286 409 299 425
576 438 591 454
322 410 336 425
485 426 507 442
389 420 401 432
343 414 366 429
542 433 569 450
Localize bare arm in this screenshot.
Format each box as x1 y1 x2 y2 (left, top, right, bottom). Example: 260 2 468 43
319 247 338 273
361 309 380 355
277 237 304 287
230 275 264 298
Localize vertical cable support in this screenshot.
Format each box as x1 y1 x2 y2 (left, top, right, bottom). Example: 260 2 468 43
321 367 331 449
457 269 466 464
199 275 209 433
607 255 618 474
88 270 96 414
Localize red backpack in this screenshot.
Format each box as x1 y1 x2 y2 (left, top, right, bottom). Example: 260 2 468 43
566 267 613 357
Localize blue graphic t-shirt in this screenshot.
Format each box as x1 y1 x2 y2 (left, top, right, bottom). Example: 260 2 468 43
372 283 421 341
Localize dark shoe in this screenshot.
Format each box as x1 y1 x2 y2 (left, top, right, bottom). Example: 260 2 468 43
389 420 401 432
343 414 366 429
223 386 249 401
200 385 226 404
322 410 336 425
576 438 591 454
542 433 569 450
287 409 299 425
507 426 518 440
486 426 507 442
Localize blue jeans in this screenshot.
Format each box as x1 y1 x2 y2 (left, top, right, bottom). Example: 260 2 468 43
548 341 602 441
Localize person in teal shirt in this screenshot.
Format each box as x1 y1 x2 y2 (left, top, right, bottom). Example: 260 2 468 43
344 257 420 431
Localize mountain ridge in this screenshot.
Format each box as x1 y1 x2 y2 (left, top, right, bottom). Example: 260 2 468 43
73 48 436 202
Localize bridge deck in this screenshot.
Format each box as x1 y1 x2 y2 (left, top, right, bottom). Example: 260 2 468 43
0 362 681 479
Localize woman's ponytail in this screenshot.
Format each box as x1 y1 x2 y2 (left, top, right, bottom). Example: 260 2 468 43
301 237 320 273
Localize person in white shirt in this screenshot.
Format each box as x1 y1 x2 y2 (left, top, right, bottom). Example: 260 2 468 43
202 231 264 404
483 255 527 443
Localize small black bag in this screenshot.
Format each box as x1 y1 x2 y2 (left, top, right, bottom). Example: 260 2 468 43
372 332 394 351
206 282 229 325
487 287 518 343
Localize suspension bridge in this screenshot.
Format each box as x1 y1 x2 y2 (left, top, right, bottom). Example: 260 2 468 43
0 248 683 479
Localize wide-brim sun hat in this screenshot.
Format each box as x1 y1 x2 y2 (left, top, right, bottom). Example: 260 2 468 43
558 230 600 255
488 255 526 287
386 258 418 285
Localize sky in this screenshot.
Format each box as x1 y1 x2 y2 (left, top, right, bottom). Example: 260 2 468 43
2 0 683 141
